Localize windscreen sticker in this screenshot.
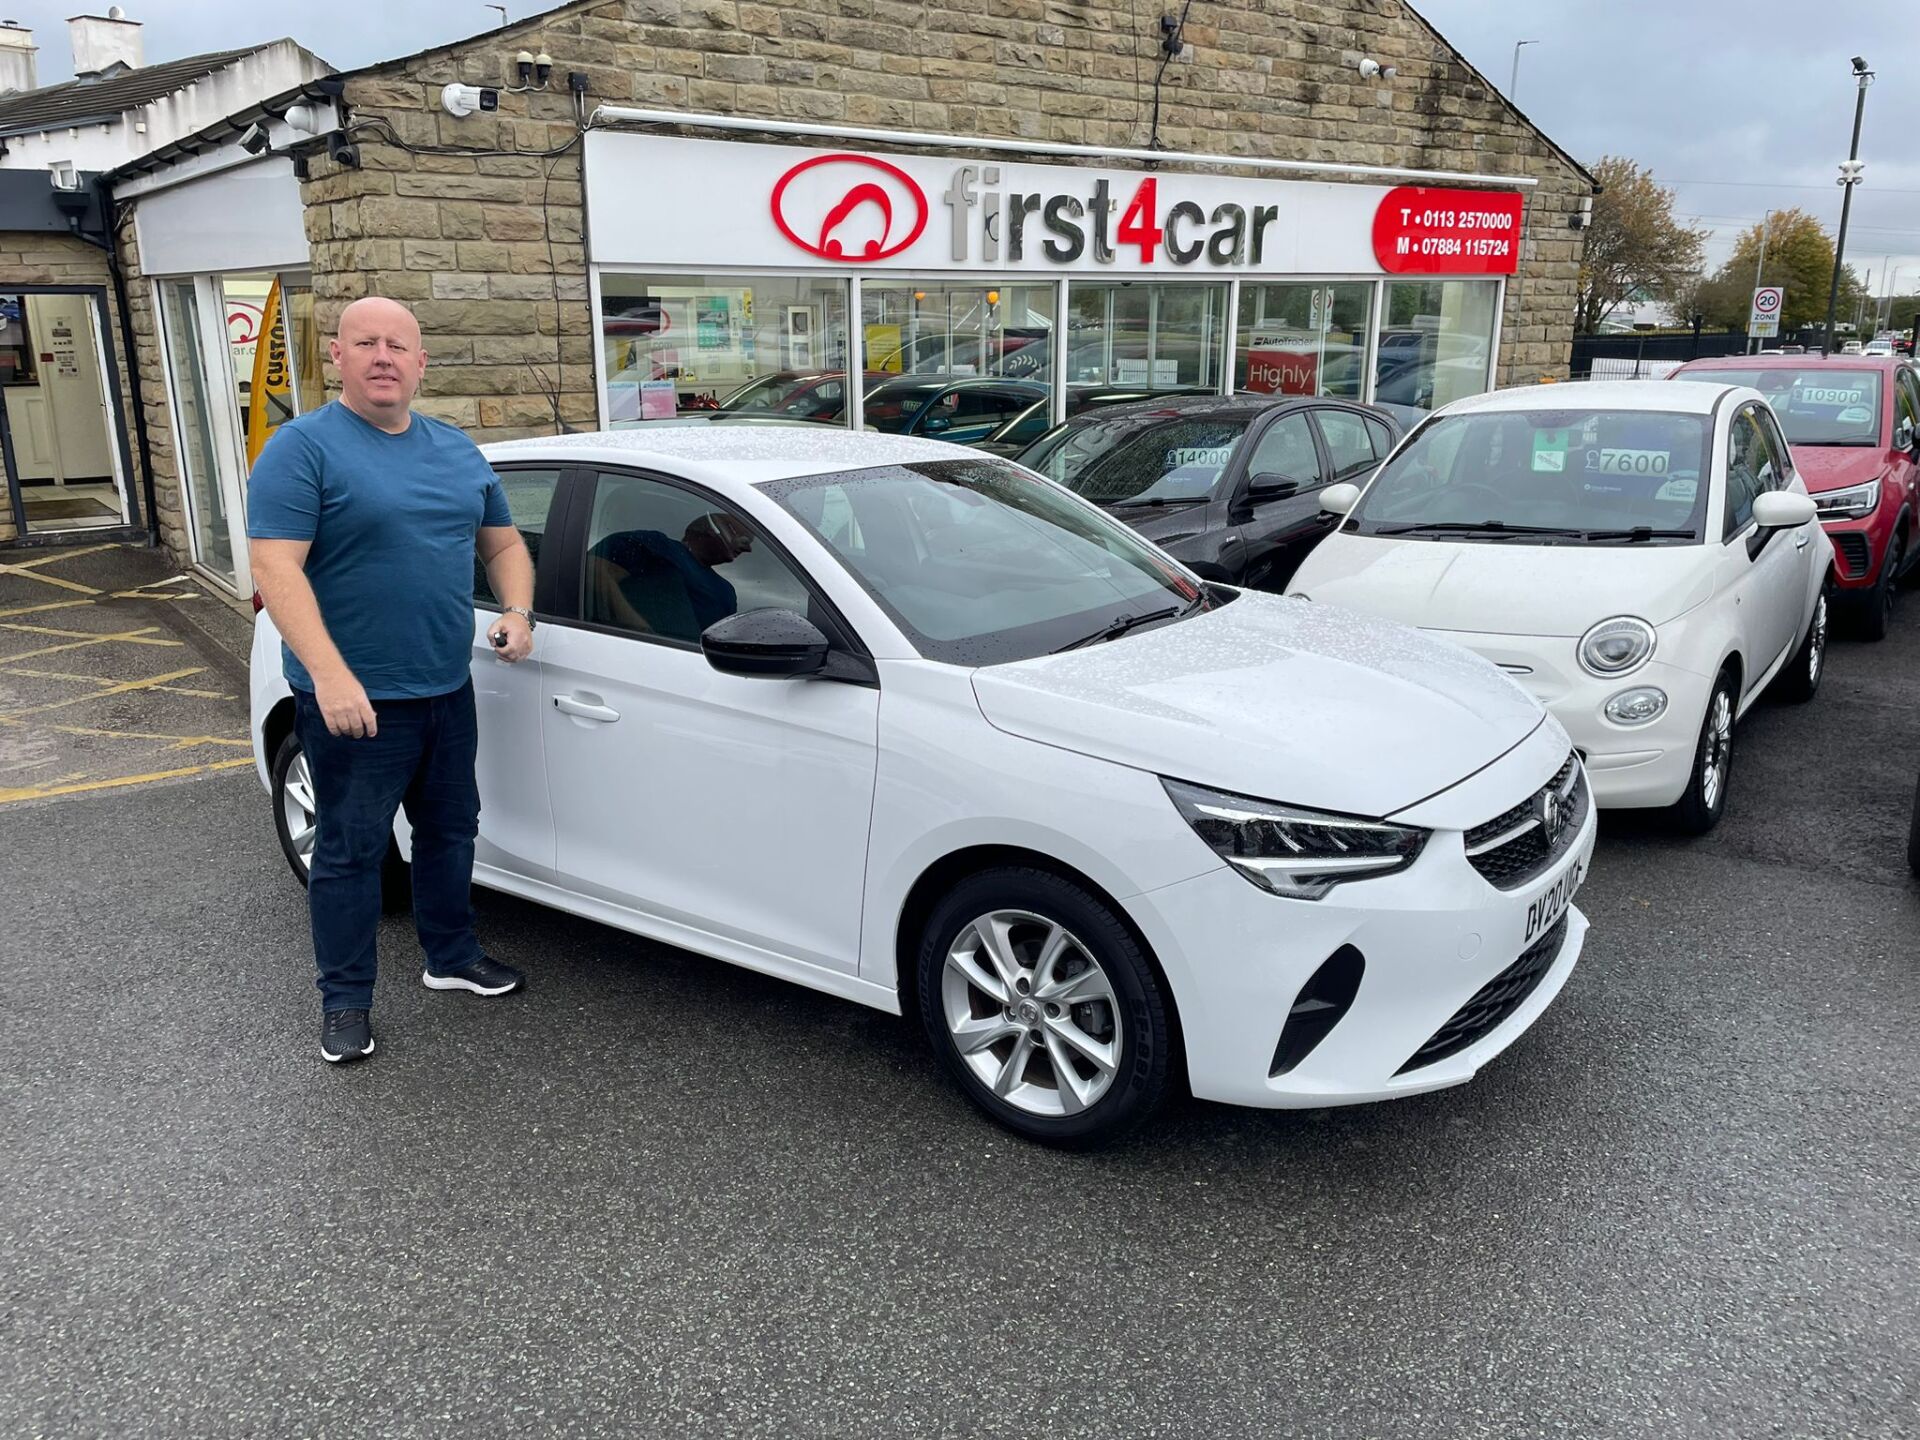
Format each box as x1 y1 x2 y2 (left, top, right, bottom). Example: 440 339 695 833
1165 446 1233 469
1655 475 1698 503
1530 428 1569 472
1838 406 1875 425
1585 447 1672 475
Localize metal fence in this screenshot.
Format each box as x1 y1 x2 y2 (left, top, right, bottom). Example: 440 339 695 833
1585 356 1686 381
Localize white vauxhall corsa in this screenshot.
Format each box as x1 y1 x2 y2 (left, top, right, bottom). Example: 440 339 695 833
252 429 1595 1147
1288 381 1832 833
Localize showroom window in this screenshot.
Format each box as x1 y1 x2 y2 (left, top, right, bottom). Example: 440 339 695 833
599 274 850 425
1065 282 1227 391
859 281 1057 382
1377 279 1499 412
1236 282 1373 399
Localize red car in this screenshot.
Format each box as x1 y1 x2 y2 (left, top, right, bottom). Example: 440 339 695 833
1671 355 1920 639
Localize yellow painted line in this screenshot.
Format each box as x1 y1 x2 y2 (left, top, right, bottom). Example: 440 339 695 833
0 622 176 643
0 666 207 722
0 714 249 748
0 756 254 805
0 754 61 775
107 589 202 601
0 543 117 571
0 598 94 621
0 670 230 700
0 627 179 664
0 566 100 596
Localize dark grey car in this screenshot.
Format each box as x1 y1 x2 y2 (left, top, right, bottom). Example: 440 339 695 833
1016 394 1403 592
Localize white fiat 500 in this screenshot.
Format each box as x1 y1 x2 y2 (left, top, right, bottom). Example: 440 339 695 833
252 429 1595 1147
1288 381 1831 833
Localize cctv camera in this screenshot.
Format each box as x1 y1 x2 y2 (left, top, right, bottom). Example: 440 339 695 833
239 121 270 155
1357 57 1381 79
1852 55 1870 73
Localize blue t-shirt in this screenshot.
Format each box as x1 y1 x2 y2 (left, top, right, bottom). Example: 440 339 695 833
246 402 511 699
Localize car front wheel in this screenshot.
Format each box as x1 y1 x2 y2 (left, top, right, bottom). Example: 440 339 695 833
1772 585 1828 704
1670 669 1737 835
269 730 411 913
1858 531 1904 641
917 867 1175 1149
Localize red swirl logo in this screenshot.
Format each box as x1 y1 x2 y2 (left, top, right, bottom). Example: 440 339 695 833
770 153 928 263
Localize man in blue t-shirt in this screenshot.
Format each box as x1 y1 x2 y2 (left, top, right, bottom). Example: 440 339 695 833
248 296 534 1066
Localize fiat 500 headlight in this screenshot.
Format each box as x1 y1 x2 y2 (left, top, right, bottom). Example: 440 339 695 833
1813 479 1881 520
1579 616 1656 677
1163 778 1429 900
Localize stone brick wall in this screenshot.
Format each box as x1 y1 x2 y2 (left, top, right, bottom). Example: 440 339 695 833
110 209 187 561
292 0 1590 443
0 230 146 544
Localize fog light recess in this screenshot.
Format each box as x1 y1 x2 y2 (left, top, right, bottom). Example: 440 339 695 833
1605 686 1667 725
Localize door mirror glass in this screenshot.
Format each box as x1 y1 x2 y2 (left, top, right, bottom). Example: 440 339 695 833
1751 490 1817 530
701 607 830 677
1319 481 1362 516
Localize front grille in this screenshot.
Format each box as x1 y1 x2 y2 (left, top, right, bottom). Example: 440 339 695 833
1396 914 1568 1074
1833 531 1871 580
1464 751 1587 891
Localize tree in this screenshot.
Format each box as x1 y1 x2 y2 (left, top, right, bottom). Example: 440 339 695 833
1695 209 1868 334
1575 156 1708 333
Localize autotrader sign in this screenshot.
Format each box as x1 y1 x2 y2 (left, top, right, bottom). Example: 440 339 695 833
585 131 1525 277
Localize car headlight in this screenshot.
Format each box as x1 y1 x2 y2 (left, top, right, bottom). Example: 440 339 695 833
1813 478 1881 520
1604 686 1668 725
1162 778 1429 900
1579 616 1656 677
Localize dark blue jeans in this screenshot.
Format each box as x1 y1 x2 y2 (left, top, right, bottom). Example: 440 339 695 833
293 680 484 1012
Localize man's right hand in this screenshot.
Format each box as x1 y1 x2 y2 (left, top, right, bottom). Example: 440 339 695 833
314 671 378 738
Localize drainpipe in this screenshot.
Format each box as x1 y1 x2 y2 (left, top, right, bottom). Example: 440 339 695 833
69 178 159 546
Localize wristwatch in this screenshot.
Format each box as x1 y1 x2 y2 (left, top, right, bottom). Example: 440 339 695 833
502 605 536 630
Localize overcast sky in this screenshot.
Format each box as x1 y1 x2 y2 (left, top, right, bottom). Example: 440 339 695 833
13 0 1920 301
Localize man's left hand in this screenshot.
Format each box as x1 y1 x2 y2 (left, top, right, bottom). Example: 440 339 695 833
491 612 534 663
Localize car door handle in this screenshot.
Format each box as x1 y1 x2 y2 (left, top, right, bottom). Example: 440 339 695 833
553 694 620 723
1794 531 1811 549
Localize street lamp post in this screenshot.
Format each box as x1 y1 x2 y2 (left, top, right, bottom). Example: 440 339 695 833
1748 210 1773 355
1823 56 1874 356
1509 40 1539 104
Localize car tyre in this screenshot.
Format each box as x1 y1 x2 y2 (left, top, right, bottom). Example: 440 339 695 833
1772 583 1828 704
1858 531 1903 641
270 730 411 913
916 867 1175 1149
1669 668 1738 835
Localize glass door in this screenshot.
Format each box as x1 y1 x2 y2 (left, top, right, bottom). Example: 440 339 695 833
0 288 132 535
159 276 245 590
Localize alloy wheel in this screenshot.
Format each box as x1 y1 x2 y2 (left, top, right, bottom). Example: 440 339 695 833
1808 593 1828 685
1701 688 1733 812
280 748 317 873
941 909 1123 1118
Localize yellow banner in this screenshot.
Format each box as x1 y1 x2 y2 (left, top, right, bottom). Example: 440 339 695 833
245 278 294 466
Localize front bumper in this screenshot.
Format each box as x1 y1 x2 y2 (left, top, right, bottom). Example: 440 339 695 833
1128 729 1596 1109
1822 513 1892 591
1424 631 1712 810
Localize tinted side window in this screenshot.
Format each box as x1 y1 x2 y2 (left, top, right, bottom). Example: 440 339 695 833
1896 371 1920 444
582 472 810 645
1754 407 1794 488
1363 416 1395 459
1316 410 1376 480
1724 410 1767 536
475 467 561 605
1244 413 1327 488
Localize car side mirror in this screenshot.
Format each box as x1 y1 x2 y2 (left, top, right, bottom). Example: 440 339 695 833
701 608 830 678
1248 471 1301 499
1319 482 1362 516
923 414 951 433
1751 491 1818 530
1898 417 1918 453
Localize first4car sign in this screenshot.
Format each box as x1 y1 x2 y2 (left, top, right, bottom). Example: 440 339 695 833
587 132 1524 277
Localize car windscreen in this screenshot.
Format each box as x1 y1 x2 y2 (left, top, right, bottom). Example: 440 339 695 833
1347 408 1712 544
762 457 1205 665
1018 412 1255 504
1679 368 1882 446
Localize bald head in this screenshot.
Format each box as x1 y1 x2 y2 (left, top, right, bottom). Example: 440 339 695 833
331 295 428 433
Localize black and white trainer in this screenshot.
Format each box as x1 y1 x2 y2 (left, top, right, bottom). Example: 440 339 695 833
421 953 523 997
321 1008 375 1064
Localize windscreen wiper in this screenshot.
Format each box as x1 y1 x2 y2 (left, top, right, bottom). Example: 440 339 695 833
1107 495 1208 509
1053 601 1194 652
1372 520 1586 538
1580 527 1698 542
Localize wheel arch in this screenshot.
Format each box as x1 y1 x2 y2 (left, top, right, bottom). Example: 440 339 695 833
893 844 1188 1083
263 695 297 770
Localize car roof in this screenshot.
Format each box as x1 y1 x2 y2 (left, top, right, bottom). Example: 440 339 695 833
1439 380 1738 416
867 374 1047 394
1672 353 1906 373
483 426 970 486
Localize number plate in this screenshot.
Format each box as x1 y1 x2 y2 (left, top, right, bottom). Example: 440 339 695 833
1522 828 1593 945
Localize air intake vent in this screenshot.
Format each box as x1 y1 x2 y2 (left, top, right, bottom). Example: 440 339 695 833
1270 945 1364 1077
